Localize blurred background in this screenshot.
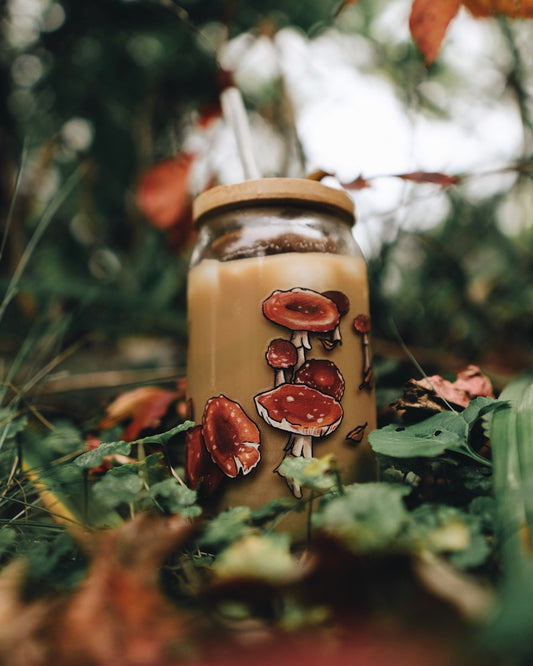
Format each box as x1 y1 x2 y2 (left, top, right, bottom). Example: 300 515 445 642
1 0 533 418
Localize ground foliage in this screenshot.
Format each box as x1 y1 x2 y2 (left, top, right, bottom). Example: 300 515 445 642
0 372 530 664
1 0 533 664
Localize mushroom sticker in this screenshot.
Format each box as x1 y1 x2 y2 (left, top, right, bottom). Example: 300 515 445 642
262 288 341 371
185 425 224 495
353 313 373 391
257 287 350 498
255 382 343 498
266 339 298 386
185 395 261 495
319 290 350 351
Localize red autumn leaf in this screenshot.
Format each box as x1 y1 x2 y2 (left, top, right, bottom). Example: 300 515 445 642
340 175 372 190
99 386 179 441
396 171 461 187
135 152 195 229
409 0 461 65
412 365 494 409
463 0 533 16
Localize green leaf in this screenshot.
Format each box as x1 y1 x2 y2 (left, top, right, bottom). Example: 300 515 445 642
0 527 18 558
149 479 201 519
278 454 337 492
408 504 491 569
141 421 194 446
0 409 28 441
38 422 84 455
73 440 132 469
213 533 298 584
197 506 252 550
250 498 297 524
312 482 411 552
369 397 506 466
73 422 194 470
91 466 144 509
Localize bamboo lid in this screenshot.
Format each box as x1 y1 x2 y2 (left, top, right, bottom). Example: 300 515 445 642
193 178 355 226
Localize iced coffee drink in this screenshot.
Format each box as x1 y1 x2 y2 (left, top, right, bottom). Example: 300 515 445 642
185 179 376 516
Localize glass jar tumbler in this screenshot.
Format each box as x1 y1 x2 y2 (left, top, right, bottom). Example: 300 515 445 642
185 178 376 511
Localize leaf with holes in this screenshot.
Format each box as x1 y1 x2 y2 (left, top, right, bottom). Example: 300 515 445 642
369 397 507 465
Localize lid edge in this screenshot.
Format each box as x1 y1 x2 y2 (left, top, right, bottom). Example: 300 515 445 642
193 178 355 225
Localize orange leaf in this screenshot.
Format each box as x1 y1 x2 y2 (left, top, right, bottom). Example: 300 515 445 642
99 386 179 441
135 153 195 229
340 175 372 190
409 0 461 65
463 0 533 17
396 170 461 187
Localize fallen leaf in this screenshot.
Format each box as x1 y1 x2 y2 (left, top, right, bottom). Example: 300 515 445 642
463 0 533 17
135 152 195 229
396 171 461 187
409 0 461 65
340 174 372 190
412 365 494 409
99 386 180 441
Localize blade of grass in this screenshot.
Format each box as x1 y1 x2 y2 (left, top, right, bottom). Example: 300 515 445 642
0 140 28 267
490 377 533 569
0 163 85 325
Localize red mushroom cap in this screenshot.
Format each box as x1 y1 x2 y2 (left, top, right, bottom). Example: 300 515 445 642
321 290 350 317
266 339 298 369
353 313 371 334
184 425 224 495
255 383 343 438
263 288 340 333
202 395 261 478
294 359 345 401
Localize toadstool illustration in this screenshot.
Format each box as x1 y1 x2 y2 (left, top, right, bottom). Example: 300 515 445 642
319 290 350 350
353 313 373 391
266 339 298 386
262 288 340 371
185 425 224 495
202 395 261 478
294 359 345 401
255 383 343 497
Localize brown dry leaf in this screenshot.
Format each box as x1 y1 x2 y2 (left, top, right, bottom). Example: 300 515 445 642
135 153 195 230
397 365 494 415
409 0 462 65
340 175 372 190
463 0 533 16
99 386 180 441
396 171 461 187
0 515 199 666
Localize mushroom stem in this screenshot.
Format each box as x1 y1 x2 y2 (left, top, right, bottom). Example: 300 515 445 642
274 368 286 387
360 333 372 390
291 330 311 371
288 432 313 458
275 459 303 499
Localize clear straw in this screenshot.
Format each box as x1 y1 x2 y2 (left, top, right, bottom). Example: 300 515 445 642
220 86 261 180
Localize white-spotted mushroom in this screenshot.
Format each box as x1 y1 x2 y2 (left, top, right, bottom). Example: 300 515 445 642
255 383 343 497
262 288 340 371
202 395 261 478
266 339 298 386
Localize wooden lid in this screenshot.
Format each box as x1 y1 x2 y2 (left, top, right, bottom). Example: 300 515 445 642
193 178 355 226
